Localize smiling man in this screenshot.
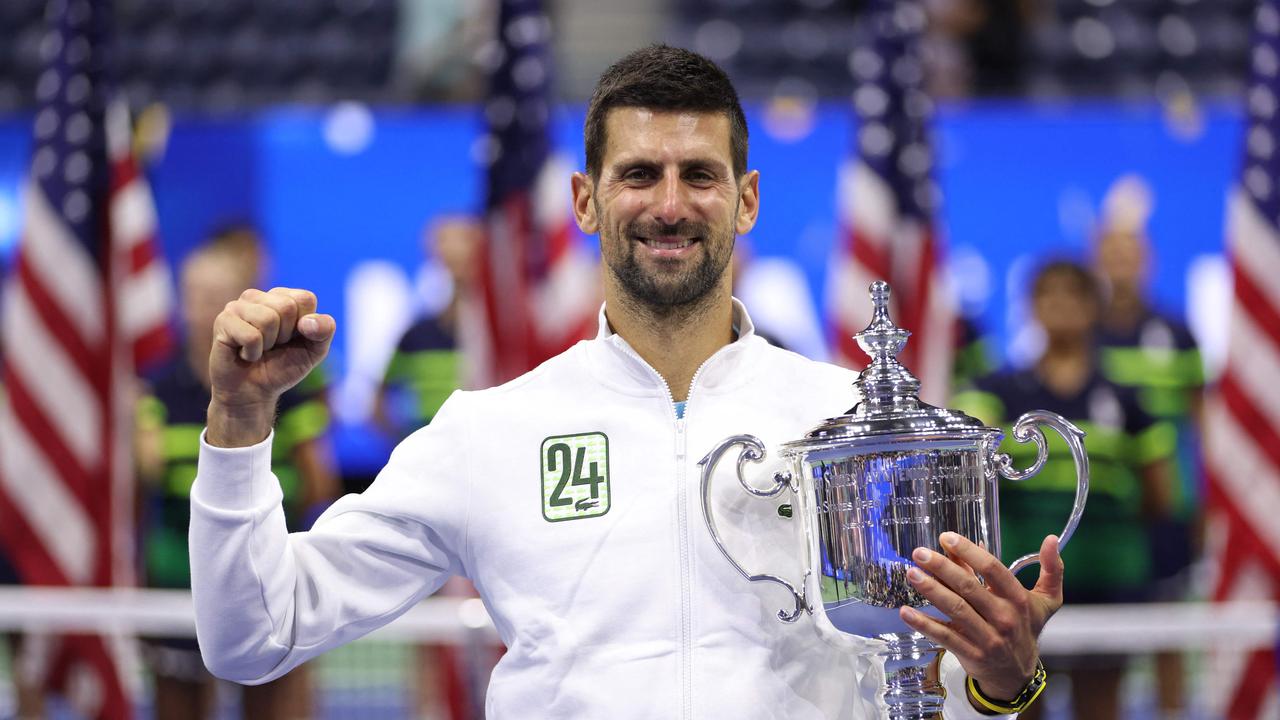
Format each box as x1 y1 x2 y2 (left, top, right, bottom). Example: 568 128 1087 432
190 45 1060 718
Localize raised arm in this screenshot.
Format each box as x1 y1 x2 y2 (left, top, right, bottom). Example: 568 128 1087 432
190 288 469 683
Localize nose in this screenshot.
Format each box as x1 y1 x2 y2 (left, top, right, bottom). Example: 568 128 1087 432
652 172 689 227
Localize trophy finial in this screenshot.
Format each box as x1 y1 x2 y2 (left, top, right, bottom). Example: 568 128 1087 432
870 280 890 307
855 281 910 360
852 281 921 414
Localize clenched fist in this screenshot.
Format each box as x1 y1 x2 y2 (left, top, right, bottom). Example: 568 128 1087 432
206 287 335 448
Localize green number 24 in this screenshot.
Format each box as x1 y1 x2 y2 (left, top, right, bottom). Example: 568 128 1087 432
546 442 605 507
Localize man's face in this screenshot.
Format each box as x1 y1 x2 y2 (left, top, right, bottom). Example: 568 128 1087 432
1095 228 1147 291
572 108 758 312
181 252 254 355
1033 273 1098 341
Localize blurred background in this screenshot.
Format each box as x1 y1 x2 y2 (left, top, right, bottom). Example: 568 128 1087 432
0 0 1276 718
0 0 1248 473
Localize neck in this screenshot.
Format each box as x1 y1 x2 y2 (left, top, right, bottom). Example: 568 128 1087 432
439 292 461 332
1103 285 1145 332
605 285 735 402
1036 336 1091 397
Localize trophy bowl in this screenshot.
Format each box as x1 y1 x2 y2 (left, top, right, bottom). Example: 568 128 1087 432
699 282 1089 720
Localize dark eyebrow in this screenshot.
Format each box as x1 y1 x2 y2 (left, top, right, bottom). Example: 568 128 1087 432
608 157 730 175
679 158 730 176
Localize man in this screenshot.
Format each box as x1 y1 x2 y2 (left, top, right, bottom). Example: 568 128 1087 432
374 216 480 439
374 216 497 719
139 227 338 719
953 260 1175 720
190 46 1061 718
1093 176 1204 717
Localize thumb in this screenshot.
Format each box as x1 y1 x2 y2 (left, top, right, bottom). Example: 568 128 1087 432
298 313 335 342
297 314 336 360
1031 534 1064 602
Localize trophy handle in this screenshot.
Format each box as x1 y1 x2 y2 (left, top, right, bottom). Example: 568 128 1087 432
698 434 809 622
993 410 1090 576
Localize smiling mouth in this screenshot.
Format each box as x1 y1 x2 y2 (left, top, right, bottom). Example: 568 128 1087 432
638 236 699 250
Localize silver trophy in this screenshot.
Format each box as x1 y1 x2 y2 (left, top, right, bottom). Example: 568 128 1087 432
699 281 1089 720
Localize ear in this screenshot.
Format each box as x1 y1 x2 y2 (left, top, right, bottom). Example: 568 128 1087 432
735 170 760 235
572 172 599 234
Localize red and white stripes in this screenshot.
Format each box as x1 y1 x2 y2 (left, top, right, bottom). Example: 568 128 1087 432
1204 187 1280 719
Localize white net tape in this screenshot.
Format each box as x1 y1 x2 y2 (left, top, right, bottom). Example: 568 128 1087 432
0 588 1273 653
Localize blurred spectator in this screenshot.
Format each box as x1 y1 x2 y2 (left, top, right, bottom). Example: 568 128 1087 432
953 260 1177 720
394 0 494 101
376 216 498 720
375 217 480 439
1093 174 1205 717
134 224 339 719
951 314 995 388
923 0 1038 98
964 0 1038 95
922 0 981 99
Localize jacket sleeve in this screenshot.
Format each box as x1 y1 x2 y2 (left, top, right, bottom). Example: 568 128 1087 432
189 391 473 684
940 651 1016 720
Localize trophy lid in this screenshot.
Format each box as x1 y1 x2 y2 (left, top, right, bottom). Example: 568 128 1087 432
791 281 992 447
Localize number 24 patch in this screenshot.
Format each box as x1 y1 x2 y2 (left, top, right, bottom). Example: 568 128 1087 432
541 432 610 522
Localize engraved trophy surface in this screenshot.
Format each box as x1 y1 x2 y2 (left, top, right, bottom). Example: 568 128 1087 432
699 282 1090 720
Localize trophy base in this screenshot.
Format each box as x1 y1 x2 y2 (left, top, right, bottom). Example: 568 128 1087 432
877 632 945 720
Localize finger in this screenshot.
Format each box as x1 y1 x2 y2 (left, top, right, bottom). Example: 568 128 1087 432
230 300 286 356
912 546 1000 619
900 606 982 660
939 531 1025 599
942 542 979 582
905 562 1000 643
213 311 265 363
1031 535 1064 602
254 289 302 345
275 288 318 319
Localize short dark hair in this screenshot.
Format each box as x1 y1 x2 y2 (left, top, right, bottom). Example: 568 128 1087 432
584 45 748 180
1031 259 1099 303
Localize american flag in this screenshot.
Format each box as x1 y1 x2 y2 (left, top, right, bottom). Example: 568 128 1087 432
827 0 953 404
1204 1 1280 716
469 0 597 387
0 0 172 716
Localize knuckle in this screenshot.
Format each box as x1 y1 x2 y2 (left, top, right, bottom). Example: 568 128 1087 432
957 576 982 597
979 635 1003 656
992 611 1019 634
240 287 262 301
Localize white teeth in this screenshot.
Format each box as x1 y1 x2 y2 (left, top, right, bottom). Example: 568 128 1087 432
650 239 691 250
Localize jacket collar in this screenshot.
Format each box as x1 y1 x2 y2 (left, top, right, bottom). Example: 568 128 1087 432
583 298 764 398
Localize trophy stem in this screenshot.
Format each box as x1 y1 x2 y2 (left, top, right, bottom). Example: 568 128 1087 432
878 632 946 720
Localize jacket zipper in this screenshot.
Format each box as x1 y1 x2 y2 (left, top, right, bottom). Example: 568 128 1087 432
673 363 707 720
610 338 713 720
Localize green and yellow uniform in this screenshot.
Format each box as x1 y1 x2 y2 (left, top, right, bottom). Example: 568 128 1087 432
382 315 462 435
1099 310 1204 583
138 359 330 592
953 368 1176 603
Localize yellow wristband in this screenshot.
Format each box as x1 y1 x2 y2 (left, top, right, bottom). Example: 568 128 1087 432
966 659 1048 715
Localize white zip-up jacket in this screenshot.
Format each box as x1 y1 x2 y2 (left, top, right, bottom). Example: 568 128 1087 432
191 301 1010 719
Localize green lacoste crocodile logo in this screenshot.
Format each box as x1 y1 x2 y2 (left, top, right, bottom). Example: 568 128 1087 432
541 432 610 522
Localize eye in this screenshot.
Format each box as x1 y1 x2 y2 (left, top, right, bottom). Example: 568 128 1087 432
622 166 656 182
685 168 717 184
